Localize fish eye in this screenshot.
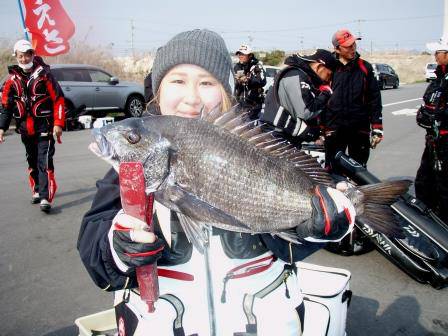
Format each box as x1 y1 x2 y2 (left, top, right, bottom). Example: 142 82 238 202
125 131 141 144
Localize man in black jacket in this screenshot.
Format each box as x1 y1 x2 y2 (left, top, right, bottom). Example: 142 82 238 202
415 40 448 224
261 49 337 147
324 29 383 173
234 44 266 119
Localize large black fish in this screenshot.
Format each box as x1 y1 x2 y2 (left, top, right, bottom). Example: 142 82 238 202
89 109 410 251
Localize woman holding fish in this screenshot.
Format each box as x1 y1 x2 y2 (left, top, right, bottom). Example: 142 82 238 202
78 29 407 336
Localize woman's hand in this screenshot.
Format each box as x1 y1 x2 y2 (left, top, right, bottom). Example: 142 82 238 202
108 210 164 274
296 185 356 242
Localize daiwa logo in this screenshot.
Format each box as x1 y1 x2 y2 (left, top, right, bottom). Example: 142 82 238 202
361 224 392 254
403 225 420 238
300 82 310 90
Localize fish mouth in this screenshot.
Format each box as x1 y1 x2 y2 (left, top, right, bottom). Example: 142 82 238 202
89 128 119 166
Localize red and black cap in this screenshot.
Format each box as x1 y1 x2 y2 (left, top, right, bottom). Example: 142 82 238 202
332 29 361 48
299 49 338 72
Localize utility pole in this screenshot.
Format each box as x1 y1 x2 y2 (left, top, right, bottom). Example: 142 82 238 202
356 19 364 39
131 19 135 60
356 19 365 50
83 25 93 43
247 34 254 48
299 36 304 53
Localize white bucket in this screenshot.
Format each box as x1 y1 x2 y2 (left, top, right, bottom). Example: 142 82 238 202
93 117 115 129
78 115 92 129
75 309 116 336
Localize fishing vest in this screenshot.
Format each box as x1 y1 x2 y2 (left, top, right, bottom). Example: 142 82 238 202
260 66 308 137
6 65 53 119
2 62 64 136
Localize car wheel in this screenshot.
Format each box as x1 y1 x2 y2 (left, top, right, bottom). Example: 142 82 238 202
380 80 386 90
125 95 145 117
393 80 399 89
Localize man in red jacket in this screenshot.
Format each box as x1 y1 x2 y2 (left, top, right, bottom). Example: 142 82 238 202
0 40 65 212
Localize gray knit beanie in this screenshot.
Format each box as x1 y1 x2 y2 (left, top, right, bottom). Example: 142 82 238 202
151 29 232 95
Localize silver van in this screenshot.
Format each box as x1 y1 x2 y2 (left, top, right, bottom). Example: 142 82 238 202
51 64 145 118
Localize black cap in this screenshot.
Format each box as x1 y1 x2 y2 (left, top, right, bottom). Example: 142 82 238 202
299 49 338 72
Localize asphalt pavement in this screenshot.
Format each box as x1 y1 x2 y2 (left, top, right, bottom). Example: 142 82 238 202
0 82 447 336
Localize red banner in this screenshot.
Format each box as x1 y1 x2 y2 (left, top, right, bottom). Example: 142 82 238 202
22 0 75 56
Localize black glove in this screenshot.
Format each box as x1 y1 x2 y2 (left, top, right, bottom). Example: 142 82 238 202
296 185 354 241
416 106 434 129
296 126 321 143
109 210 164 274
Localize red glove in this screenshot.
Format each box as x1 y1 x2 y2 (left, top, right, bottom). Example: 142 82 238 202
318 85 333 94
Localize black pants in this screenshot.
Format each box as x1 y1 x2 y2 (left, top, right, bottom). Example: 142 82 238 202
415 135 448 224
21 133 56 201
325 127 371 173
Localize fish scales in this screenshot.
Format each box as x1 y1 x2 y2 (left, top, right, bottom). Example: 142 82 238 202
152 116 315 232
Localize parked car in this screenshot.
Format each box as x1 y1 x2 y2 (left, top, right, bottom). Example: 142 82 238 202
263 65 282 93
371 63 399 90
50 64 145 118
425 63 437 82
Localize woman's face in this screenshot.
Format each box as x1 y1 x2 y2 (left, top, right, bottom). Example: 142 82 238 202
159 64 223 119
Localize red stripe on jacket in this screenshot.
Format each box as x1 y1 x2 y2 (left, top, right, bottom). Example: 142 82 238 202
45 79 65 128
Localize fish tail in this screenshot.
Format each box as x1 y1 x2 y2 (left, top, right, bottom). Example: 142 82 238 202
356 180 412 237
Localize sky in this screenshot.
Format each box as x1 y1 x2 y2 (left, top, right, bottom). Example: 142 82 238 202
0 0 444 56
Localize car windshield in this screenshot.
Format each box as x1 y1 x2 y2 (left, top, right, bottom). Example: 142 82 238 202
427 64 437 70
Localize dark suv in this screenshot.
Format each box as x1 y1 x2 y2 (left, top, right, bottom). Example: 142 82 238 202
50 64 145 118
372 63 399 90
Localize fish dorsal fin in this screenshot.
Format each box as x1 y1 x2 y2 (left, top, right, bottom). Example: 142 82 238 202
212 105 240 126
274 147 333 186
202 104 226 123
210 107 334 186
254 138 284 149
232 118 258 136
240 124 265 140
247 130 276 144
222 111 252 132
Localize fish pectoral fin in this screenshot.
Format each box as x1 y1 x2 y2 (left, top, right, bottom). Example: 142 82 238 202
276 230 302 245
176 213 208 254
164 185 254 252
168 184 253 232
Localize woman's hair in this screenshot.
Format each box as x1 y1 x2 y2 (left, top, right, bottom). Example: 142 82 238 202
219 85 233 112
